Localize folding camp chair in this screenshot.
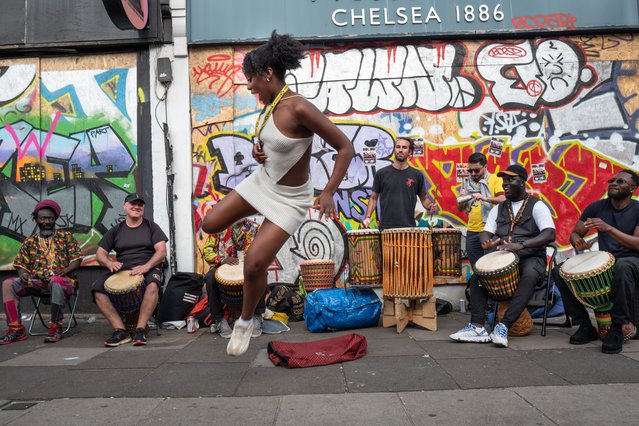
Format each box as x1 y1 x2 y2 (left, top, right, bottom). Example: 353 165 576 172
28 283 79 336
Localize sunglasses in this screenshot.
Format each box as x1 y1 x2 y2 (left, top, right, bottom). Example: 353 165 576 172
468 167 484 174
608 178 629 185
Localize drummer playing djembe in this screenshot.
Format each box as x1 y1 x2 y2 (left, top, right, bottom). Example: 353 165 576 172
553 169 639 354
93 194 168 347
203 218 265 339
450 164 555 347
1 200 82 345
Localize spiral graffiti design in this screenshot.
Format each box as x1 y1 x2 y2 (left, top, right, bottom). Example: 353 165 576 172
295 220 334 260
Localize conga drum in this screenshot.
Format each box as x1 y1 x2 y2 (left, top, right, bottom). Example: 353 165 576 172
346 229 382 287
215 263 244 305
560 251 615 339
299 259 335 292
381 228 433 299
432 229 462 277
474 251 520 300
104 270 145 335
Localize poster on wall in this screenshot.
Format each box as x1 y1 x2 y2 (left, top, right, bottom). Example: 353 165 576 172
456 163 469 183
488 138 504 157
532 163 547 183
413 138 424 157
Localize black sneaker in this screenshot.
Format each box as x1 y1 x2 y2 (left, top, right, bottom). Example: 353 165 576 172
104 329 132 347
133 328 147 346
602 323 623 354
0 326 27 345
569 324 599 345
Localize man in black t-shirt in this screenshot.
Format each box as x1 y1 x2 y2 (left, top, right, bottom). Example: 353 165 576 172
363 137 437 230
92 193 168 347
554 169 639 354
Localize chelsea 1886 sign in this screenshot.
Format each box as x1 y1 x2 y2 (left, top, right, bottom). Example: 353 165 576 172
188 0 639 44
331 4 505 27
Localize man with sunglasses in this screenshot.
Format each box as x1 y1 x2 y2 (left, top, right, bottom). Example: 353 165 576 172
450 164 555 347
457 153 505 295
553 169 639 354
363 137 437 230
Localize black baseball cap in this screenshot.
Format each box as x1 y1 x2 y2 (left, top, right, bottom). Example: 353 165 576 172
498 164 528 181
124 193 145 204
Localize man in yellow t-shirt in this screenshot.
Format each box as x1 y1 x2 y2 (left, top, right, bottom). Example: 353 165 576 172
457 153 505 279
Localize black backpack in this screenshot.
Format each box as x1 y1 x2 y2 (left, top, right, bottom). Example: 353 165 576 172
158 272 204 324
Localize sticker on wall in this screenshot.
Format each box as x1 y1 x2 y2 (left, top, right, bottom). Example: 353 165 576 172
363 146 377 164
532 163 547 183
413 138 424 157
488 138 504 157
456 163 469 183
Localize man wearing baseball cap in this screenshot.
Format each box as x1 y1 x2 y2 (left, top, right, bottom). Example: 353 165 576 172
92 193 168 347
450 164 555 347
1 199 82 344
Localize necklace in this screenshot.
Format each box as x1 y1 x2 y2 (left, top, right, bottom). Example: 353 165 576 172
38 232 57 274
506 194 530 243
253 84 289 144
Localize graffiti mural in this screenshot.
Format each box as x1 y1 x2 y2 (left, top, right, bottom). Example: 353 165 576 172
190 34 639 278
0 55 138 269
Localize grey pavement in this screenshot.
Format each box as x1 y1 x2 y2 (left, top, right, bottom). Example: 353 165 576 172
1 312 638 425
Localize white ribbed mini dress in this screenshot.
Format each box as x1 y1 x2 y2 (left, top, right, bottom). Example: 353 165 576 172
235 114 314 235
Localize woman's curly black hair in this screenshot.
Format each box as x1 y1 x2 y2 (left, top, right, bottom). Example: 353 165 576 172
243 30 305 80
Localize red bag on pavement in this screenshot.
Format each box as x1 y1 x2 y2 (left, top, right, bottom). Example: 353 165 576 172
267 333 367 368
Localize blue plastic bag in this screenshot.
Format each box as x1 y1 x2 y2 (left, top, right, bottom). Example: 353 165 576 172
304 287 382 333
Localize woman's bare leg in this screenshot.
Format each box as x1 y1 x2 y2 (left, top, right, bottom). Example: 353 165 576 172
201 191 257 234
240 220 291 320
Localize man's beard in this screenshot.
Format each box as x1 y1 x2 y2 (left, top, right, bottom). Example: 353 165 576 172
38 224 55 237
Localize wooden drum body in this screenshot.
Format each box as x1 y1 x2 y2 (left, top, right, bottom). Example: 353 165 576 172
381 228 434 299
432 229 462 277
474 251 520 300
560 251 614 311
215 263 244 306
300 259 335 292
104 270 145 313
347 229 382 287
104 270 145 335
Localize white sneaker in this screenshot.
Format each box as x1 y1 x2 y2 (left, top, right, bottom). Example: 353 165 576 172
449 323 492 343
490 322 509 348
252 316 263 338
227 318 254 356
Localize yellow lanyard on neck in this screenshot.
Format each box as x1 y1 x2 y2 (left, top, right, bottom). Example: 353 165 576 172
253 84 289 143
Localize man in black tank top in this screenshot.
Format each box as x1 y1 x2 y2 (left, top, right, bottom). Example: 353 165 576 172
362 137 437 230
553 169 639 354
450 164 555 348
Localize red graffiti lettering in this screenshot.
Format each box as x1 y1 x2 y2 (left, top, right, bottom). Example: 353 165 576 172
192 54 241 97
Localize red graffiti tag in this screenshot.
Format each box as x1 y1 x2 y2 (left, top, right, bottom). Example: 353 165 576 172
487 45 527 58
192 54 241 97
512 13 577 30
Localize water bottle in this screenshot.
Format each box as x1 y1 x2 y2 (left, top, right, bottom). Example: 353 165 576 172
187 316 198 333
459 298 466 313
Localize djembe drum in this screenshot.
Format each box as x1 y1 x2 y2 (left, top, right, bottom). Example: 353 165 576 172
347 229 382 287
475 251 532 336
432 229 462 277
299 259 335 292
215 263 244 306
474 251 520 300
381 228 433 299
104 270 145 335
560 251 615 339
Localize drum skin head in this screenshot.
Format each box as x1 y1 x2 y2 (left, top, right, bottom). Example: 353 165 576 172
475 251 516 272
561 251 614 275
347 229 380 235
104 270 144 293
216 263 244 283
